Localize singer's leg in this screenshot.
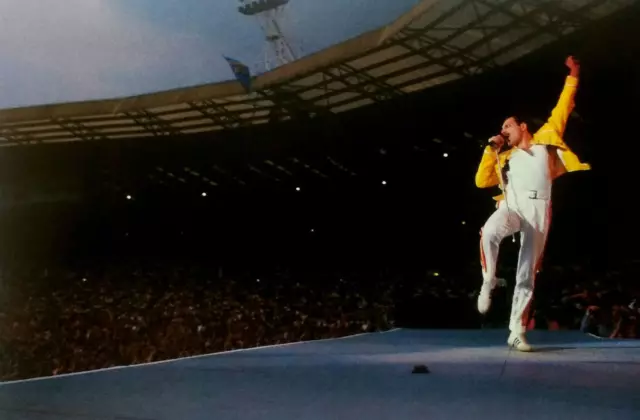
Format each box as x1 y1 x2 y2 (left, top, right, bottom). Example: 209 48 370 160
508 200 551 351
478 201 521 314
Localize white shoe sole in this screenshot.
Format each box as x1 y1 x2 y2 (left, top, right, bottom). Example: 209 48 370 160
508 335 533 352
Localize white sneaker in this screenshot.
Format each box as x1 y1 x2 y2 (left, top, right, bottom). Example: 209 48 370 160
508 332 533 352
477 279 496 314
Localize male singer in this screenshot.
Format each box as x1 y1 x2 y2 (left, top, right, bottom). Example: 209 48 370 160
475 56 590 351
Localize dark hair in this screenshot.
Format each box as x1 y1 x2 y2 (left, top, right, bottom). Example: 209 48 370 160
509 115 543 133
510 115 528 126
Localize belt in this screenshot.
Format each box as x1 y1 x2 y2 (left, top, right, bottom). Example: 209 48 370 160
507 189 550 200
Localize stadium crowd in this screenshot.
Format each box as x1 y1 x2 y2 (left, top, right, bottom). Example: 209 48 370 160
0 260 637 381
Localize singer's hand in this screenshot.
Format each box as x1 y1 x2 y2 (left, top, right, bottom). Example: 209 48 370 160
566 56 580 77
488 135 504 150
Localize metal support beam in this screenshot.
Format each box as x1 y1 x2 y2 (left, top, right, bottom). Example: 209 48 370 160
290 157 330 179
125 110 179 137
389 0 606 92
55 118 108 142
474 0 578 40
299 0 521 106
322 64 405 103
310 0 602 110
259 85 327 122
399 35 480 77
212 165 247 186
0 128 38 145
248 164 281 182
188 100 247 130
265 0 475 95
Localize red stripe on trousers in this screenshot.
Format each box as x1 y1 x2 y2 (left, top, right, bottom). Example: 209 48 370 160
479 228 487 273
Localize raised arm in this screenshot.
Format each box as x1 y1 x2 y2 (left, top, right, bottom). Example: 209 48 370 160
545 56 581 136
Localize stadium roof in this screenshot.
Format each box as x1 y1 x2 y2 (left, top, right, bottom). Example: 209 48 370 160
0 0 635 147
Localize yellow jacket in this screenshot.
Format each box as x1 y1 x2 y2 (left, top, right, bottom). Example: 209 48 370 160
475 75 591 202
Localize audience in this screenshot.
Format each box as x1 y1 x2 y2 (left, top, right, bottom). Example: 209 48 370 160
0 260 637 381
0 262 395 381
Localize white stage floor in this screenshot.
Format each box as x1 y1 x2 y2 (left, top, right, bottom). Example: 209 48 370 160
0 329 638 419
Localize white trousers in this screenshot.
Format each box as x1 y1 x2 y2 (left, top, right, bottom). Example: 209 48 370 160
479 194 551 334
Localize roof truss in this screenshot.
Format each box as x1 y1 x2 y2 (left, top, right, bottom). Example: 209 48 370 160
0 0 634 147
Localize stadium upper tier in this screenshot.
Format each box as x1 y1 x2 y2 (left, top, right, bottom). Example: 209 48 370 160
0 0 635 147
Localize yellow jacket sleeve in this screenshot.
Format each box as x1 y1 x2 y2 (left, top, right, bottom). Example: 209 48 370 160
531 74 591 177
475 146 499 188
540 75 579 136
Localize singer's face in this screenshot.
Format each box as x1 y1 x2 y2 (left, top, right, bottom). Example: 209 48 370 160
501 117 526 147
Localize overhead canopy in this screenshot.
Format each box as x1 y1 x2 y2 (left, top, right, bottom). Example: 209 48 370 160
0 0 635 147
